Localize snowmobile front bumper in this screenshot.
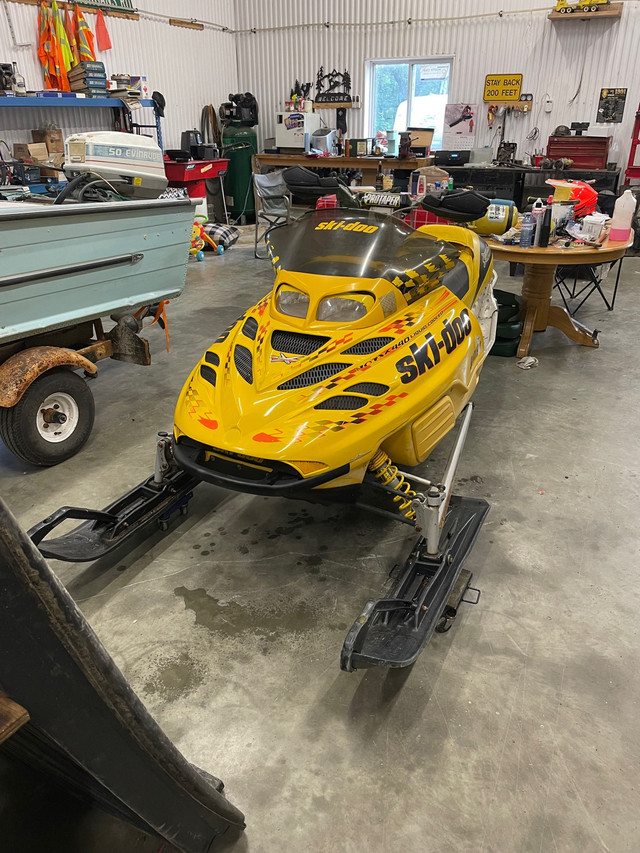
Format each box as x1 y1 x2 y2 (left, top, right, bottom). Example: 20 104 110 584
172 437 350 497
26 433 351 563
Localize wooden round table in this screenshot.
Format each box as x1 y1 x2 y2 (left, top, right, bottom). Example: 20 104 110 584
488 238 630 357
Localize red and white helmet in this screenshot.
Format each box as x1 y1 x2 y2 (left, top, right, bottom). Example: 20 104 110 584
546 179 598 219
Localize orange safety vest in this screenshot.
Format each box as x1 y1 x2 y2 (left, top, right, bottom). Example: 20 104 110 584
37 2 69 91
64 5 80 67
74 5 95 62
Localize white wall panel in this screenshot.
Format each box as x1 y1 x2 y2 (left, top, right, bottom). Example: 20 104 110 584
234 0 640 170
0 0 237 150
2 1 638 168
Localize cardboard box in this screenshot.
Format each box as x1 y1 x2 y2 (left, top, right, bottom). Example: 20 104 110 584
38 153 65 175
408 127 435 151
31 128 64 154
13 142 49 161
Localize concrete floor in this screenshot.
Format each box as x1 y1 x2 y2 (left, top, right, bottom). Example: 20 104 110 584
2 244 640 853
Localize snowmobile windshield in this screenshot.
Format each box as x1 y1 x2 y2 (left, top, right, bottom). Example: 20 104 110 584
266 209 459 287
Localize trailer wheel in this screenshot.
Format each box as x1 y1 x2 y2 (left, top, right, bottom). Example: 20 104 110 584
0 369 95 467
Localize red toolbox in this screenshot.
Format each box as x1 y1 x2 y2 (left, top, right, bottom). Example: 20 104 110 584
546 136 611 170
164 159 229 198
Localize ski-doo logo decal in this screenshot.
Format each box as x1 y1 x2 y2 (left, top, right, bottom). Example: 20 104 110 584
396 309 472 383
314 219 379 233
270 352 301 364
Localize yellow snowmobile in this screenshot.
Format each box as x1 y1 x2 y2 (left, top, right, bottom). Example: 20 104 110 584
30 207 498 671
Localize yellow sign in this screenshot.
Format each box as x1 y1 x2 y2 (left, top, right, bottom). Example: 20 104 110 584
483 74 523 102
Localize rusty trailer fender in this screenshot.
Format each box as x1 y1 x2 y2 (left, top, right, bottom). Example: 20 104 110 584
0 347 98 409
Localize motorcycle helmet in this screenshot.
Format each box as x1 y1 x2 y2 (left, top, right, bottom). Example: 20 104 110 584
553 125 572 136
546 179 598 218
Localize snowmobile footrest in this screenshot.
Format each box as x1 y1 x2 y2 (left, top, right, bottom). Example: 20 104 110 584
340 495 489 672
27 470 200 563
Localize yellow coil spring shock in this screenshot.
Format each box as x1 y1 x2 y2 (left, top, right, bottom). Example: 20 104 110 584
368 450 416 520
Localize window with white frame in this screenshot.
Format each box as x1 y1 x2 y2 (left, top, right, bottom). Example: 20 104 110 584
368 58 452 149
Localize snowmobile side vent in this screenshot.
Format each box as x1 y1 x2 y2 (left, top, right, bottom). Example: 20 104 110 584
242 317 258 340
346 382 389 396
234 345 253 384
200 364 217 386
271 330 329 355
342 337 394 355
278 363 349 390
314 395 368 410
204 351 220 366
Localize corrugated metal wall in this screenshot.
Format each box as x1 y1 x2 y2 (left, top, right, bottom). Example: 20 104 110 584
2 1 638 166
0 0 237 149
234 0 639 169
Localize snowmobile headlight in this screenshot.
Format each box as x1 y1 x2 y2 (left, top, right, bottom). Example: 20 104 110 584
276 285 310 318
317 294 374 323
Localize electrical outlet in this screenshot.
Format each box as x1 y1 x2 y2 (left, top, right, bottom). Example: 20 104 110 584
544 96 553 113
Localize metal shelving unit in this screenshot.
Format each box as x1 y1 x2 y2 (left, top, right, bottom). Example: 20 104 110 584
0 97 163 150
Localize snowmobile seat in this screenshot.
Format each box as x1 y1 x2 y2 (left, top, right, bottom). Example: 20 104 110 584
283 165 347 205
421 189 491 223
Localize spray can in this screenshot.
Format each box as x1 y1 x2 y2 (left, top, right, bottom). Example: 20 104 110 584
519 212 535 248
532 198 545 246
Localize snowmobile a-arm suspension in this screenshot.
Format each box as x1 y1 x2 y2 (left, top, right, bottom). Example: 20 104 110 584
341 403 489 671
411 402 475 556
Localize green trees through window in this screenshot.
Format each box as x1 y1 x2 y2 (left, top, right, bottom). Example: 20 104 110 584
370 59 452 149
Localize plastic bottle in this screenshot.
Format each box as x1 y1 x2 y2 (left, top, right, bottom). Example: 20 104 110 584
519 212 534 248
609 189 636 242
375 161 383 190
531 198 545 246
448 175 454 190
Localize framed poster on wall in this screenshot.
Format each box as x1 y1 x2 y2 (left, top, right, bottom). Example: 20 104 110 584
597 88 627 123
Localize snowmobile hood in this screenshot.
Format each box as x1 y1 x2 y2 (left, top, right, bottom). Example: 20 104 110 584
173 213 495 485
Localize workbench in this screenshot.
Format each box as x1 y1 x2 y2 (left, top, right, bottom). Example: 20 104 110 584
444 166 619 209
255 153 433 187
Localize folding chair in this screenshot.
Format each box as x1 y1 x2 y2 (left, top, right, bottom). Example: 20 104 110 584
553 257 625 316
253 170 291 259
